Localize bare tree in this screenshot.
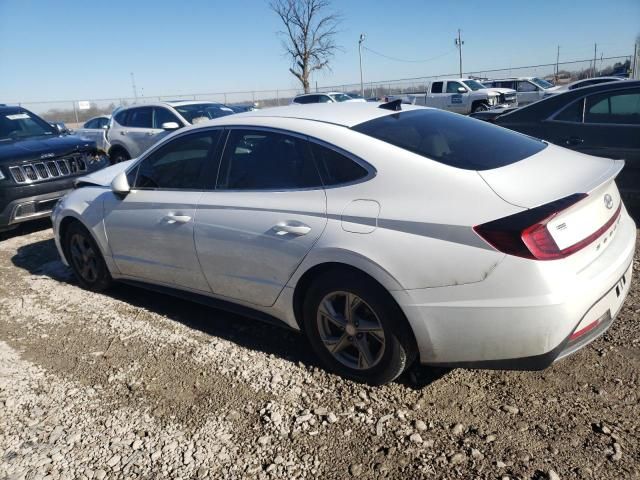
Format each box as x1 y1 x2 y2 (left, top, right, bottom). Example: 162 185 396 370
270 0 341 93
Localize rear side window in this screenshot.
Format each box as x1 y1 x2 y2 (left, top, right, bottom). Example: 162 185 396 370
295 95 314 104
352 109 546 170
217 130 322 190
431 82 443 94
553 98 584 123
310 143 369 186
585 89 640 125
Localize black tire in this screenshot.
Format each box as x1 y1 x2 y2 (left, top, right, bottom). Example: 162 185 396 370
63 222 113 292
302 269 416 385
472 102 490 113
109 148 130 164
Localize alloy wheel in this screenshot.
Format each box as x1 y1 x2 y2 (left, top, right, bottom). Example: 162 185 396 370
316 291 386 370
69 233 99 283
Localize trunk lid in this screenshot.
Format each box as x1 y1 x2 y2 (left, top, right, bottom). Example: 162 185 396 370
477 144 623 209
477 143 625 267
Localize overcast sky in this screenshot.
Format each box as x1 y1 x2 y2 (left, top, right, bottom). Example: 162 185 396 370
1 0 638 102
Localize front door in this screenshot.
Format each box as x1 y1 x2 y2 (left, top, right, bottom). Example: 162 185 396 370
103 129 222 292
194 128 327 307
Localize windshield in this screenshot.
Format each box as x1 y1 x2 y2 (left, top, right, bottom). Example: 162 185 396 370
531 77 554 89
331 93 352 102
0 109 56 141
174 103 234 124
352 109 546 171
463 80 487 91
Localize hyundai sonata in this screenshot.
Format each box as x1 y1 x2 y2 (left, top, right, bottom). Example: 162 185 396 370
52 102 636 385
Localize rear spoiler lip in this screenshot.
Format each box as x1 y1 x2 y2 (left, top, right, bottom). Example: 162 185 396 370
584 158 625 195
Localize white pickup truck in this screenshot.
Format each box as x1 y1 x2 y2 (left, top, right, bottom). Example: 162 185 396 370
389 78 518 114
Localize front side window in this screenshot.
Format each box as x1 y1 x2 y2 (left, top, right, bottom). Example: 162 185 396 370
352 109 546 171
294 95 312 104
153 107 181 129
585 89 640 125
127 107 153 128
133 131 219 190
310 142 369 186
498 81 516 89
517 81 538 93
0 109 55 140
83 119 98 129
96 117 109 128
114 110 128 126
217 130 322 190
446 81 465 93
431 82 443 94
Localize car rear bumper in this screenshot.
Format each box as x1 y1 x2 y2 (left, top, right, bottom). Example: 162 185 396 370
393 207 636 368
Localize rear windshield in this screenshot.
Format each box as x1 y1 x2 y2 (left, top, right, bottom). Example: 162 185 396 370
351 109 546 170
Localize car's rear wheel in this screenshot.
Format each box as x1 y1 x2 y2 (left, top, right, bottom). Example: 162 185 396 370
109 148 130 164
303 269 415 385
64 222 112 292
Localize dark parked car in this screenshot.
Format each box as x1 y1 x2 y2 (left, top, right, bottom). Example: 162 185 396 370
0 105 109 232
494 80 640 200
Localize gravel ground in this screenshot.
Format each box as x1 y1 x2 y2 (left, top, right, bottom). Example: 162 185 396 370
0 220 639 480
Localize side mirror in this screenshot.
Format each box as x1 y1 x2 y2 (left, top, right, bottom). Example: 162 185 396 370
111 171 130 196
161 122 180 130
101 124 109 129
457 87 467 93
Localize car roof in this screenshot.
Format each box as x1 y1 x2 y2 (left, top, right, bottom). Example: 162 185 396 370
118 100 226 110
201 102 427 128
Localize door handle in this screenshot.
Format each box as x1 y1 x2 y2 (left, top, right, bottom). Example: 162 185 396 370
120 130 128 135
273 222 311 236
164 214 192 224
146 131 156 136
564 137 584 146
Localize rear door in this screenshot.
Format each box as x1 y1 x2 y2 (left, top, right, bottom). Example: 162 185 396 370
427 81 446 109
194 128 327 307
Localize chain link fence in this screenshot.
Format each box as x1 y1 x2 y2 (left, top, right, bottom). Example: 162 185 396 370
6 54 635 129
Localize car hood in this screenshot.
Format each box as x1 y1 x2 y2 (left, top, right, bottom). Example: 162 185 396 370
0 134 95 164
75 159 135 187
485 88 516 95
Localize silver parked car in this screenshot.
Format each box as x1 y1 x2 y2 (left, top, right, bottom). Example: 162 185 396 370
106 101 234 163
75 115 111 153
52 103 635 385
291 92 366 104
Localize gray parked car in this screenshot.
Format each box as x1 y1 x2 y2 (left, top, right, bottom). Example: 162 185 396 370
106 101 234 163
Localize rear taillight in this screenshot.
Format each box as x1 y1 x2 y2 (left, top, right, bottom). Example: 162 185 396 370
474 193 620 261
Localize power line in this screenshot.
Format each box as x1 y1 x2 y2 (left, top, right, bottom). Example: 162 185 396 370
362 46 455 63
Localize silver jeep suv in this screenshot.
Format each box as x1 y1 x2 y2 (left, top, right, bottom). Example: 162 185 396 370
106 101 234 163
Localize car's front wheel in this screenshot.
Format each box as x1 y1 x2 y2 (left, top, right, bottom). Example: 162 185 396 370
63 222 112 292
303 269 416 385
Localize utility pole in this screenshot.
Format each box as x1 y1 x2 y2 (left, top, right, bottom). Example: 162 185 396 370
454 29 464 77
632 42 638 79
130 72 138 102
555 45 560 82
358 34 366 98
592 43 597 77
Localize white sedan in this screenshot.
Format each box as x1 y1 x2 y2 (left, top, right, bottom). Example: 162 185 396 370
51 102 636 385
